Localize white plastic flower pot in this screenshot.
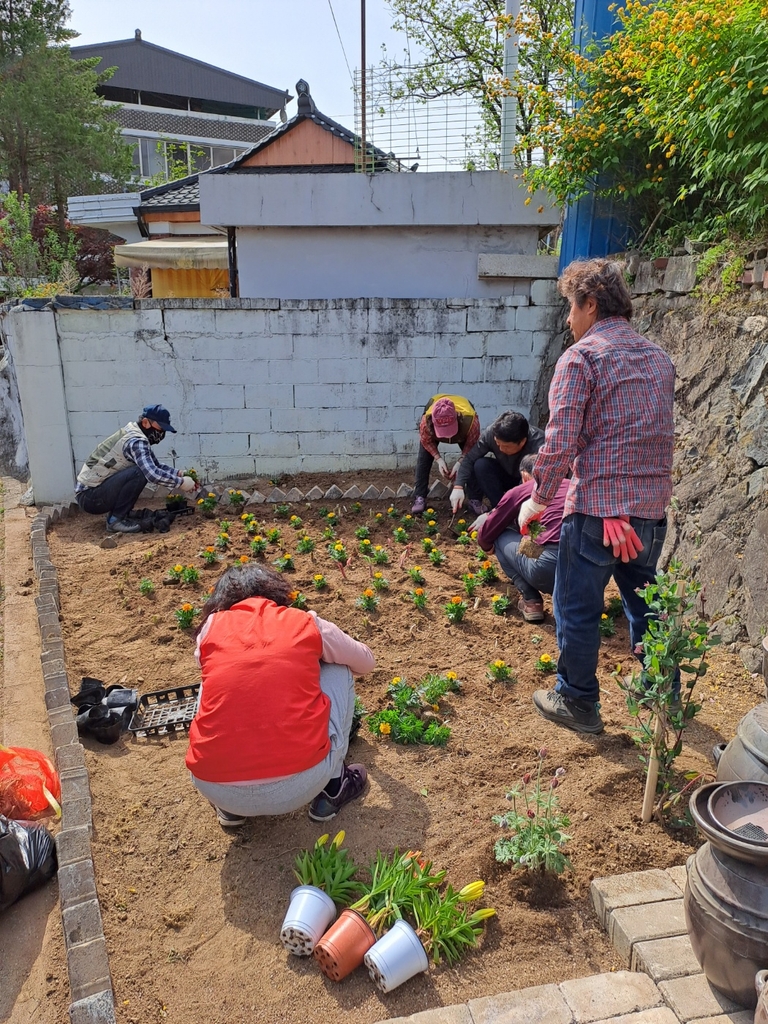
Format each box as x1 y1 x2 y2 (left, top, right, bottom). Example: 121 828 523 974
363 919 430 992
280 885 336 956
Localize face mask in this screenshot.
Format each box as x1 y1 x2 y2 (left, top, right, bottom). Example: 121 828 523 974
143 426 165 445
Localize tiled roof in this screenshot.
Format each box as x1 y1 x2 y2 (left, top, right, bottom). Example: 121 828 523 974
208 81 395 175
138 175 200 211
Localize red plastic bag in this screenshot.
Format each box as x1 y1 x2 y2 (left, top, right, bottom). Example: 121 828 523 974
0 746 61 821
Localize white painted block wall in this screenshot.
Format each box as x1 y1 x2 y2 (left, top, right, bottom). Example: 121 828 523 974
2 295 563 501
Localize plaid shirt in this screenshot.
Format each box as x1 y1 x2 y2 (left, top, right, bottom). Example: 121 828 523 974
532 317 675 519
74 435 180 494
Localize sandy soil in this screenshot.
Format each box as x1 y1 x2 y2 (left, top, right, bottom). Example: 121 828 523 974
47 487 763 1024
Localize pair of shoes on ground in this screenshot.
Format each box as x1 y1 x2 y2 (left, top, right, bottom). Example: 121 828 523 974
533 688 605 735
106 514 141 534
518 596 545 623
213 762 369 830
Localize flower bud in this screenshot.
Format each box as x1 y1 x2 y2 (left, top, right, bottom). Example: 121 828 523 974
522 772 532 784
538 747 548 759
527 809 536 819
458 880 485 902
550 778 560 789
316 833 329 848
332 830 346 849
555 767 566 777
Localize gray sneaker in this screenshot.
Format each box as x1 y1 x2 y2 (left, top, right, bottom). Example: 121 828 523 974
106 515 141 534
533 688 604 734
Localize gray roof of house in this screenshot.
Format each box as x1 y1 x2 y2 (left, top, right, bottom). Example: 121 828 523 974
138 175 200 212
70 35 290 116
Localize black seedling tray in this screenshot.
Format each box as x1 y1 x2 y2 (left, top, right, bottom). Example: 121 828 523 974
128 685 200 737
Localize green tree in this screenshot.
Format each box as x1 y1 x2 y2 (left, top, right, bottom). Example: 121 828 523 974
382 0 573 164
0 1 133 232
0 191 79 294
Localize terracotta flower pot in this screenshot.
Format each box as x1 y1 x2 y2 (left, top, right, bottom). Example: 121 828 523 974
313 909 376 982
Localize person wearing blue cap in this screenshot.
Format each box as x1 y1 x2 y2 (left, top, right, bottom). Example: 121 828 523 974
75 405 198 534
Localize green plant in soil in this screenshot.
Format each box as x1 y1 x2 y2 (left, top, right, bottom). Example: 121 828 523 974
615 560 720 820
274 504 290 518
599 613 616 637
444 596 466 623
250 536 267 556
322 525 337 541
328 541 348 563
428 548 446 566
228 489 246 507
421 672 461 705
354 525 370 540
274 552 294 572
456 531 471 546
312 573 327 590
400 513 415 530
410 587 428 609
356 588 379 612
174 603 198 629
373 512 384 524
535 653 556 673
367 673 460 747
423 507 437 520
477 560 498 584
289 589 308 610
605 596 624 619
289 514 303 530
265 528 281 544
410 881 496 965
184 468 199 483
166 564 184 581
386 506 399 519
139 578 155 597
322 510 339 526
393 526 408 544
406 565 426 585
371 571 389 592
488 659 516 684
425 518 439 536
422 537 435 553
196 492 218 515
462 572 479 597
218 520 231 533
200 545 219 565
528 519 544 541
358 538 373 556
351 502 362 513
490 594 511 616
181 565 200 585
493 751 571 874
369 545 389 565
215 532 230 550
296 535 315 554
293 831 362 907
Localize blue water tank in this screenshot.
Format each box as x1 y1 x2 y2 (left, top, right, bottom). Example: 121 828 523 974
559 0 634 269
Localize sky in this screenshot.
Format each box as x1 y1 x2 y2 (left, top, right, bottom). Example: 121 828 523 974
66 0 407 130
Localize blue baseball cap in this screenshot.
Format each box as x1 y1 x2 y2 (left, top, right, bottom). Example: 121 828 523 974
141 404 177 433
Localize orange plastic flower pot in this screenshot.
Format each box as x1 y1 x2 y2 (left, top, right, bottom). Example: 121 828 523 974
313 909 376 982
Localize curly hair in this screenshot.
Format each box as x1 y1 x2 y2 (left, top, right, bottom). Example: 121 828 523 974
197 563 292 632
558 258 633 321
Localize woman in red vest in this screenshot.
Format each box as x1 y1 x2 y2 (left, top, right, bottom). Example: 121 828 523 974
186 564 375 828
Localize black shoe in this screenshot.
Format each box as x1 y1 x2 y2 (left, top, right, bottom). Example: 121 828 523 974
308 763 368 822
75 705 122 744
215 807 247 829
106 515 141 535
533 688 604 735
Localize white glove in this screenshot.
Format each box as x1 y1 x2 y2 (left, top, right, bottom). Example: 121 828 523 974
436 457 450 480
450 486 465 513
178 475 197 493
518 496 547 532
469 512 489 533
448 458 462 482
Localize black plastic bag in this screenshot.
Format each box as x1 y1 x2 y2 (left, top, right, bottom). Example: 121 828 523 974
0 816 57 913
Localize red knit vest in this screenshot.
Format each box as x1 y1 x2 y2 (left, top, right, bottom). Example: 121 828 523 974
185 597 330 783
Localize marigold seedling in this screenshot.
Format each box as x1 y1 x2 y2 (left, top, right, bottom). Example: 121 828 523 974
274 504 290 518
456 531 471 546
599 613 616 637
462 572 479 597
181 565 200 585
312 573 328 590
410 587 427 609
358 538 372 554
215 532 230 549
166 564 184 582
139 578 155 597
228 489 246 507
487 659 516 683
407 565 426 585
491 594 511 616
296 535 315 554
265 528 281 544
322 525 337 540
357 588 379 612
477 560 498 584
393 526 408 544
444 595 467 623
422 537 435 552
175 603 197 629
371 571 389 591
328 541 348 563
428 548 446 566
386 506 399 519
354 525 370 540
289 514 303 529
200 545 219 565
250 535 267 556
289 590 308 609
274 553 294 572
351 502 362 513
370 545 389 565
425 518 439 536
536 653 556 673
197 493 218 514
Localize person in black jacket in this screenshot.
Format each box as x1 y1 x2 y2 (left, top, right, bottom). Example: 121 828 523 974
450 411 544 513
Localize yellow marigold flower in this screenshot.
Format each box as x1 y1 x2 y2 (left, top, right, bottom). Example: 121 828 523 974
362 539 371 546
254 535 263 542
374 571 383 578
426 508 434 513
414 587 424 595
493 659 505 668
334 543 343 550
379 722 392 735
240 513 249 520
205 546 215 553
363 588 375 598
392 676 402 684
404 514 412 521
375 512 383 519
314 574 324 581
173 564 183 573
239 555 249 563
481 560 492 569
290 515 298 522
181 603 193 612
446 672 457 680
601 613 608 619
540 654 552 663
457 519 465 526
432 703 440 711
288 590 299 601
414 565 422 571
374 545 383 551
197 498 204 505
492 595 501 602
327 512 335 519
387 507 394 513
451 596 462 605
221 533 229 539
471 531 478 540
428 520 436 526
208 492 215 498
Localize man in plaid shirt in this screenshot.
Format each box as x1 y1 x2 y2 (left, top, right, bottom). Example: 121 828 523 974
518 259 675 735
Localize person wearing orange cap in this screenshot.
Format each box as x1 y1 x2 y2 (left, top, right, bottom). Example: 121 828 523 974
411 394 480 514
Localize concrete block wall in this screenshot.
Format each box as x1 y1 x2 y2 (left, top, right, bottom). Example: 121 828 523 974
1 294 563 504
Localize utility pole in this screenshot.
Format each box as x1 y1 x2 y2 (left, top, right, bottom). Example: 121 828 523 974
360 0 367 172
500 0 521 170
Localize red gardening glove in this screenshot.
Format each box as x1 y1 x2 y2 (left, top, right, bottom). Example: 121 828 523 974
603 515 643 562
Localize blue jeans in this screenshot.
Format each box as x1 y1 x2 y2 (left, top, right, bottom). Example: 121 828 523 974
493 528 558 602
553 513 667 705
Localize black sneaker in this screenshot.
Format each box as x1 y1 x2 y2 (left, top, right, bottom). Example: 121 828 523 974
215 807 247 829
106 515 141 535
533 688 604 735
308 763 368 822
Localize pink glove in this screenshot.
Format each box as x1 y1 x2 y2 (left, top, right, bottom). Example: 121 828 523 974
603 516 643 562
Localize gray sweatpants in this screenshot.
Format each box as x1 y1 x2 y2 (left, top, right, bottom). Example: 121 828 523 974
190 663 356 817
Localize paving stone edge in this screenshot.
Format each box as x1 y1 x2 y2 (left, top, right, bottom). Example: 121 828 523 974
32 503 117 1024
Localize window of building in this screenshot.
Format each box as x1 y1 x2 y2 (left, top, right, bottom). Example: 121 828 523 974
126 137 248 180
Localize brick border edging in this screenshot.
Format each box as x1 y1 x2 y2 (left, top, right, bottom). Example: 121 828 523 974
32 503 117 1024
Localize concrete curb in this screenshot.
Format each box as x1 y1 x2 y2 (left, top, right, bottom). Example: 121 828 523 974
31 502 117 1024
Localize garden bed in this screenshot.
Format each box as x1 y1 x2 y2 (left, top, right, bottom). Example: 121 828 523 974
47 483 761 1024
